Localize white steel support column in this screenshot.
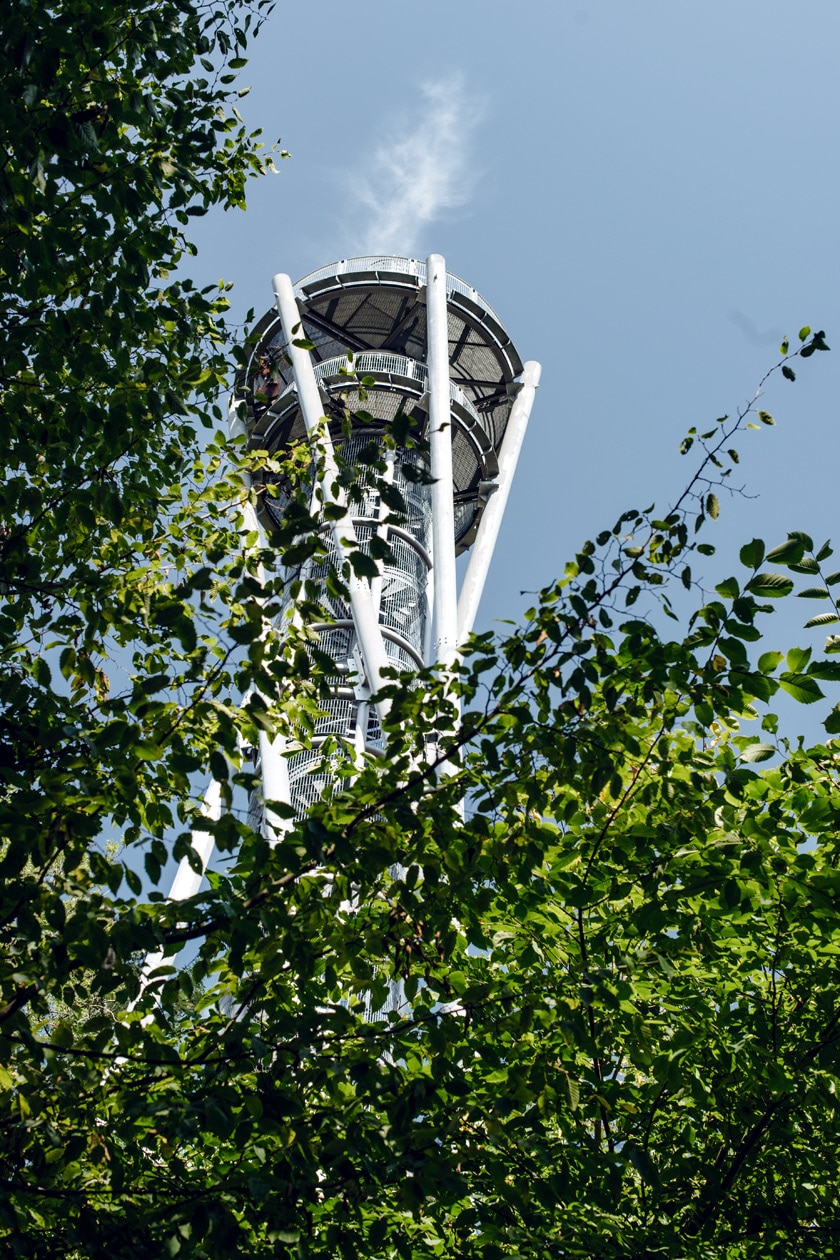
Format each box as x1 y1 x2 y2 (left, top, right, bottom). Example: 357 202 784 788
163 779 223 904
156 397 293 929
272 273 392 727
258 729 291 843
136 777 223 996
425 254 458 670
423 553 435 668
457 361 542 646
230 397 292 840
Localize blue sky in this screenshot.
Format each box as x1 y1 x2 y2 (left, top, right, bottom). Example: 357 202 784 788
194 0 839 644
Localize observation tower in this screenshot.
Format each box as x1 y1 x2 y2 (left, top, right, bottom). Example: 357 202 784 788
151 254 539 927
240 254 541 823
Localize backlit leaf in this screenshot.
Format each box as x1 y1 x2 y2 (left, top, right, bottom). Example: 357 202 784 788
779 673 824 704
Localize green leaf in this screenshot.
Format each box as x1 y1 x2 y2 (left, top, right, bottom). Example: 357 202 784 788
804 612 839 629
787 646 812 672
728 621 761 642
209 751 229 781
799 326 811 342
133 741 164 761
349 551 379 579
757 410 775 425
32 656 52 687
781 365 796 381
715 577 739 600
706 493 720 521
779 338 789 355
778 673 824 704
766 537 806 565
757 651 783 675
124 867 143 895
694 701 714 726
789 557 819 575
807 661 840 682
51 1021 75 1049
824 708 840 734
739 671 776 702
797 587 830 599
746 572 794 598
826 635 840 654
739 539 764 569
720 636 748 666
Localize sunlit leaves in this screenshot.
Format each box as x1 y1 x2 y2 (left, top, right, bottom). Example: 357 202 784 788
778 672 824 703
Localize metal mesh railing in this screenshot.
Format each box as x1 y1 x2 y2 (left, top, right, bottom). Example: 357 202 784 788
279 353 485 433
293 256 503 327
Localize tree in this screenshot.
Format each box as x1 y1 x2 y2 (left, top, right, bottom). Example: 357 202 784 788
2 4 840 1256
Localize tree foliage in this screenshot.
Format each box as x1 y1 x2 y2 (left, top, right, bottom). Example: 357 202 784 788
2 3 840 1257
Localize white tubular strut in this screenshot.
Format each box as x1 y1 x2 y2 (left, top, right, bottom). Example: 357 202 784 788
136 778 223 996
163 779 223 904
457 360 542 646
234 415 293 842
258 729 292 842
425 254 459 673
272 273 393 727
230 397 293 842
423 553 435 668
149 400 292 982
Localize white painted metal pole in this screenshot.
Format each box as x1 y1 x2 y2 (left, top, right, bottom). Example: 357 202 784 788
425 254 458 670
457 360 541 646
272 273 392 727
259 729 291 843
164 779 223 902
138 777 223 992
423 553 435 668
228 396 293 838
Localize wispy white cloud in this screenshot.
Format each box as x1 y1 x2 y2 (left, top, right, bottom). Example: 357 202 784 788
346 77 484 258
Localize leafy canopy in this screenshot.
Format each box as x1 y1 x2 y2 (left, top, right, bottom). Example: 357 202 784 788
2 2 840 1255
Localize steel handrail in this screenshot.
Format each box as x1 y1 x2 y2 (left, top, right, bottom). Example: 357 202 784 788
293 255 503 327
